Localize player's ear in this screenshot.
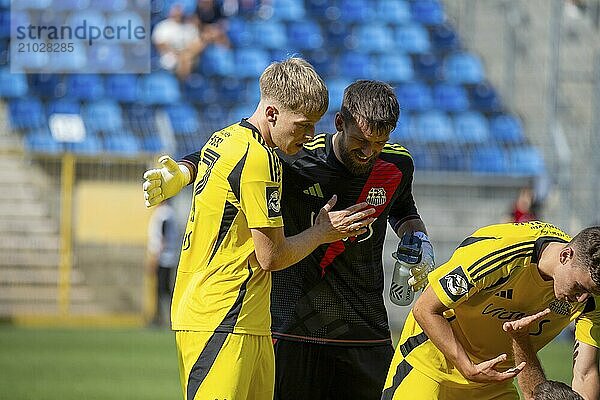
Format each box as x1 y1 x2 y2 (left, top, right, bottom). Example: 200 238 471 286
559 247 574 265
266 105 278 125
334 112 344 133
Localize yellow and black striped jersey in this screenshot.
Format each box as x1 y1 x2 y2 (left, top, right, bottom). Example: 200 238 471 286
400 221 600 385
171 120 283 335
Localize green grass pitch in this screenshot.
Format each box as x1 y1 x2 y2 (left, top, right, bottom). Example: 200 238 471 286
0 326 574 399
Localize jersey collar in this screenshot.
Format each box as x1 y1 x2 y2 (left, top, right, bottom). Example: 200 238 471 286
239 118 267 146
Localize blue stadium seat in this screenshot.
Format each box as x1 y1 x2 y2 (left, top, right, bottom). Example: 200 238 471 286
10 41 50 70
339 52 374 80
11 0 51 9
470 82 502 113
52 0 91 11
124 104 160 137
270 0 306 21
251 20 287 50
104 133 141 155
82 100 124 134
507 146 545 176
470 145 508 174
28 74 63 98
339 0 374 22
432 83 469 112
137 72 181 105
444 52 485 84
48 43 88 72
437 144 470 171
200 45 235 77
47 99 80 115
389 113 412 143
105 74 138 103
431 23 460 52
323 21 350 48
490 114 525 144
376 54 414 83
163 103 200 135
327 78 352 110
1 11 29 39
234 48 270 79
453 111 489 144
24 130 63 153
67 9 107 29
414 53 442 81
89 0 127 12
0 69 28 97
158 0 197 16
306 49 335 77
226 18 252 48
412 110 453 143
408 145 437 171
410 0 445 25
395 81 433 112
141 135 164 153
183 73 217 105
88 44 126 73
228 104 258 122
107 11 145 43
64 135 103 155
219 77 244 105
65 74 104 100
315 111 336 134
0 38 8 66
242 79 261 105
9 98 46 130
287 20 323 50
354 24 393 54
305 0 329 16
395 23 431 54
375 0 411 25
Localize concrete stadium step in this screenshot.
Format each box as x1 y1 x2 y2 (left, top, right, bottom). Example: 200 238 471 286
0 285 93 302
0 302 108 316
0 268 83 285
0 251 60 268
0 185 38 201
0 235 60 251
0 217 57 234
0 201 49 217
0 165 34 184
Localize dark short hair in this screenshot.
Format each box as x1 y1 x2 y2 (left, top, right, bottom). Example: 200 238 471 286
533 380 584 400
340 80 400 135
569 226 600 287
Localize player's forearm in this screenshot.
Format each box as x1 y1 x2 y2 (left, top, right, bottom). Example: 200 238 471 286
572 341 600 400
413 294 474 377
511 336 545 400
252 226 323 272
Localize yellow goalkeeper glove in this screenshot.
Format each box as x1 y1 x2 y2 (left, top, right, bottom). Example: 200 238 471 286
143 155 191 208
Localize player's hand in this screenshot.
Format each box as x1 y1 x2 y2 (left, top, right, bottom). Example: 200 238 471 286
143 155 190 208
408 236 435 291
502 308 551 338
313 195 376 243
463 354 526 383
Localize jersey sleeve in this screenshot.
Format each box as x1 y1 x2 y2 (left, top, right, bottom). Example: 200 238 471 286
241 147 283 229
428 233 534 308
385 147 420 231
575 297 600 348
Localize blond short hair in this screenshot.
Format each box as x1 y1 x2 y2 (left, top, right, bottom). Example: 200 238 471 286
259 57 328 117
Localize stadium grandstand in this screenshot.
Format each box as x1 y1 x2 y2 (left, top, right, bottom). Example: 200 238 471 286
0 1 599 396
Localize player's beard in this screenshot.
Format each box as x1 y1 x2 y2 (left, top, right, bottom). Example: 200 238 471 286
338 136 377 176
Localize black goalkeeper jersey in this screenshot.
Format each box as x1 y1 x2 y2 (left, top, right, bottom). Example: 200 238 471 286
181 129 420 346
271 133 420 346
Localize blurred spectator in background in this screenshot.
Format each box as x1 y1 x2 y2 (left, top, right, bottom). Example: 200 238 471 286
193 0 231 48
152 3 208 79
146 199 180 327
509 186 539 222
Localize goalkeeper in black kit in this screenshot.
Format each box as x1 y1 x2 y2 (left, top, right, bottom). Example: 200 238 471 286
143 80 435 399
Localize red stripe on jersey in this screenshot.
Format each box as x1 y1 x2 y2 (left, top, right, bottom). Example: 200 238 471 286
318 159 403 276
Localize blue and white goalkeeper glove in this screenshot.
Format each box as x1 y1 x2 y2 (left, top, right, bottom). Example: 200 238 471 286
407 232 435 291
143 155 191 208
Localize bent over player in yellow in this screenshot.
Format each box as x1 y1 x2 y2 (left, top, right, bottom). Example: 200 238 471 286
382 222 600 400
144 58 376 400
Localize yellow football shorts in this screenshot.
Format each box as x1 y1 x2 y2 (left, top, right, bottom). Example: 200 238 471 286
382 350 518 400
176 331 274 400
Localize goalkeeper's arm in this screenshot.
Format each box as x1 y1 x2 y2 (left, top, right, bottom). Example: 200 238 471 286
392 218 435 291
143 154 195 208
